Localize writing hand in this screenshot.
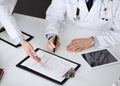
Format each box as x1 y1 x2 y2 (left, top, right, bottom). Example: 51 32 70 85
47 36 60 52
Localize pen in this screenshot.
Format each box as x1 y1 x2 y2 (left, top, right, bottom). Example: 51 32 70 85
76 7 80 20
53 36 57 52
76 7 80 16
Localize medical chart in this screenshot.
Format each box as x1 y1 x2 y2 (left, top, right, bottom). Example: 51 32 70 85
21 49 78 82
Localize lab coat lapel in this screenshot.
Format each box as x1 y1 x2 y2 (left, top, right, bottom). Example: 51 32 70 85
86 0 101 19
68 0 88 20
77 0 89 20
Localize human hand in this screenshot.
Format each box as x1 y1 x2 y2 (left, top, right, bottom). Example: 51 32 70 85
66 37 94 52
20 40 41 62
47 36 60 52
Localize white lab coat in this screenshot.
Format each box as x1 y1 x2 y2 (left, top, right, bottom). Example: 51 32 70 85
0 0 24 43
45 0 120 47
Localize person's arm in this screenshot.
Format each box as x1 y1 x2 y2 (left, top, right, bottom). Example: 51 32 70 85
67 1 120 52
0 5 41 62
20 40 41 62
45 0 66 51
94 1 120 48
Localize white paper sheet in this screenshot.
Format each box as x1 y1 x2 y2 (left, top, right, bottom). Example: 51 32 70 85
21 50 78 82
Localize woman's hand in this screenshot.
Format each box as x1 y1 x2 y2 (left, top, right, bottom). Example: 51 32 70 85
20 40 41 62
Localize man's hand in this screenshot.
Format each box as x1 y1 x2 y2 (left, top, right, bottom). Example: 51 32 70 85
20 40 41 62
47 36 60 52
67 37 94 52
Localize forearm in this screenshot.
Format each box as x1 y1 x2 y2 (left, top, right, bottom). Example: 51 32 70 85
45 17 61 36
95 30 120 47
0 15 24 43
45 0 66 36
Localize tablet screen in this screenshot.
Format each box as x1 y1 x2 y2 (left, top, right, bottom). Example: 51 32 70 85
82 49 118 67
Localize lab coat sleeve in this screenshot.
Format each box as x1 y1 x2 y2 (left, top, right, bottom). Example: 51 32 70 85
45 0 66 36
95 1 120 48
0 5 24 44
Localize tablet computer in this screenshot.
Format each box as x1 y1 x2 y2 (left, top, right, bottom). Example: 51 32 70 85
81 49 120 69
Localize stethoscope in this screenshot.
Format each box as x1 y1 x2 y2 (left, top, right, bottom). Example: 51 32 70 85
74 0 113 21
99 0 113 21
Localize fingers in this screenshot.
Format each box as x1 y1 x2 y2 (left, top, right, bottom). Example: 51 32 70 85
56 40 60 48
67 40 79 51
66 39 84 52
67 44 84 52
47 40 55 52
49 40 56 48
47 36 60 52
20 40 41 62
29 49 41 62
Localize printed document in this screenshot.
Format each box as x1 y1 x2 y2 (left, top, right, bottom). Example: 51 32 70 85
21 50 78 81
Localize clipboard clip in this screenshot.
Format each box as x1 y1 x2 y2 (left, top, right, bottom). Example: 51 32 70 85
62 68 75 79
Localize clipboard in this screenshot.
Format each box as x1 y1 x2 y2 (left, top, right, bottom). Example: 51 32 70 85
0 27 34 47
16 48 80 85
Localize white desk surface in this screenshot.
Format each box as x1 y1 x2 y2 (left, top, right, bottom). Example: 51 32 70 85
0 13 120 86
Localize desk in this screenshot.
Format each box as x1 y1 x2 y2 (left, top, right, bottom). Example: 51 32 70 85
0 13 120 86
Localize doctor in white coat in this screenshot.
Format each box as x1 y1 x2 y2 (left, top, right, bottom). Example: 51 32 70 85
45 0 120 52
0 0 41 62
